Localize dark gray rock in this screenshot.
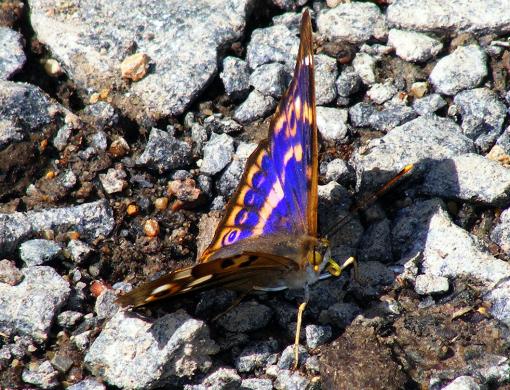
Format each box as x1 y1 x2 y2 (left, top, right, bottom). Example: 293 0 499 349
314 54 338 105
0 266 70 343
94 289 119 320
349 102 377 128
200 132 235 175
249 63 289 98
19 239 61 267
241 378 273 390
216 142 257 197
30 0 255 118
67 378 106 390
454 88 506 151
305 324 332 348
136 127 192 172
491 208 510 255
387 29 442 62
220 57 251 100
234 90 276 123
236 339 278 373
387 0 510 35
21 360 59 389
368 103 417 132
429 45 487 95
317 2 387 44
421 153 510 206
67 239 93 264
216 301 272 332
319 302 361 327
84 310 219 389
272 10 305 31
82 102 118 129
367 82 397 104
352 52 376 85
412 93 447 115
56 310 84 329
415 274 449 295
392 199 510 285
0 27 26 80
316 106 348 143
274 369 310 390
186 368 241 390
203 115 243 135
351 115 475 192
277 345 309 369
336 66 362 97
52 125 73 151
322 158 353 183
246 24 299 71
358 219 392 263
0 199 114 255
270 0 308 11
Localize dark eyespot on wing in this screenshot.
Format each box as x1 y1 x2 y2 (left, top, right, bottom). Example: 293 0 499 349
221 258 235 269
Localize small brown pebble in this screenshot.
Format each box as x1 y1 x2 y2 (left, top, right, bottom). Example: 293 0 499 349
171 199 185 212
167 178 201 203
42 229 55 240
410 81 428 98
43 58 63 77
108 137 130 158
126 203 139 216
90 280 108 298
121 53 150 81
0 259 24 285
45 170 56 179
154 197 169 210
143 219 160 238
39 139 48 152
68 231 80 240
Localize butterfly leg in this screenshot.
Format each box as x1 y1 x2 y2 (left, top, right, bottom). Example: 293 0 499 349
327 256 358 281
293 284 310 370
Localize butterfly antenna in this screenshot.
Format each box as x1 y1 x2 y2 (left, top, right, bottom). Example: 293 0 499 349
324 164 414 239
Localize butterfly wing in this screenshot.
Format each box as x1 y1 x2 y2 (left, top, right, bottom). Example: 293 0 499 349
200 10 317 263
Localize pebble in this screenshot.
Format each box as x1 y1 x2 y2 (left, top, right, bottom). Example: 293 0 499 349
357 219 392 263
51 352 74 373
272 10 304 31
274 369 310 390
491 208 510 255
56 310 84 329
82 102 119 130
0 266 70 343
316 2 387 44
278 345 309 369
368 103 417 132
0 26 26 80
349 102 377 128
120 52 150 81
0 259 24 285
415 274 450 295
67 378 106 390
412 93 447 115
336 66 362 97
246 24 299 70
167 178 201 203
85 310 219 388
387 29 443 62
136 127 192 173
21 360 59 389
19 239 61 267
234 90 276 123
442 376 481 390
108 136 129 158
249 62 289 98
316 106 348 143
200 132 235 175
216 142 258 197
314 54 338 105
67 239 93 264
241 378 273 390
352 52 377 85
99 166 127 194
53 125 73 151
203 115 243 135
429 45 488 95
94 289 119 320
216 301 272 332
367 82 397 104
220 57 251 100
236 340 278 373
30 0 254 117
322 158 352 183
187 368 241 390
305 324 333 349
387 0 510 35
453 88 507 151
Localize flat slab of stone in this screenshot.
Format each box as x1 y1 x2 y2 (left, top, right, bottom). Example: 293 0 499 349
29 0 254 120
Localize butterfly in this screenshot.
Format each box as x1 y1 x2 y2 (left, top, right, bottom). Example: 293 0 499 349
117 9 351 368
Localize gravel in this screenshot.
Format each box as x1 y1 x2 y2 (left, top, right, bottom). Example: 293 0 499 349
234 90 277 123
221 57 251 101
414 274 450 295
314 54 338 105
200 132 235 175
352 52 377 85
19 239 61 267
316 106 348 143
387 29 443 62
412 93 447 115
0 27 26 80
216 301 273 332
336 66 362 97
249 63 289 98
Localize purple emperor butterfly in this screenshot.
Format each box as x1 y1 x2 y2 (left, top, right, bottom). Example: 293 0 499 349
117 10 348 367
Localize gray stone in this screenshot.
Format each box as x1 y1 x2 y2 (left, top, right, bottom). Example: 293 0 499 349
336 66 361 97
241 378 273 390
387 0 510 35
22 360 59 389
53 125 73 151
367 82 397 104
0 81 65 150
249 63 289 98
67 239 93 264
71 330 92 351
236 340 278 373
84 310 219 389
305 324 332 349
314 54 338 105
59 169 77 189
316 106 348 143
0 199 114 255
270 0 308 11
221 57 251 100
0 27 26 80
278 344 309 369
351 261 396 298
349 102 377 128
415 274 449 295
82 102 118 129
368 103 417 132
99 166 127 194
200 132 235 175
421 153 510 206
136 127 192 173
442 376 481 390
217 301 272 332
234 90 276 123
57 310 84 328
94 289 119 320
358 219 392 263
387 29 443 62
322 158 352 183
216 142 257 197
19 239 61 267
272 10 304 31
30 0 255 118
67 378 106 390
454 88 506 151
51 352 74 373
193 368 241 389
89 131 108 152
246 24 299 71
495 127 510 155
274 369 310 390
317 2 387 44
491 208 510 255
412 93 447 115
203 115 243 135
191 123 208 155
0 266 70 343
351 115 475 192
352 52 376 85
0 259 23 285
392 199 510 285
319 302 361 327
429 45 487 95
